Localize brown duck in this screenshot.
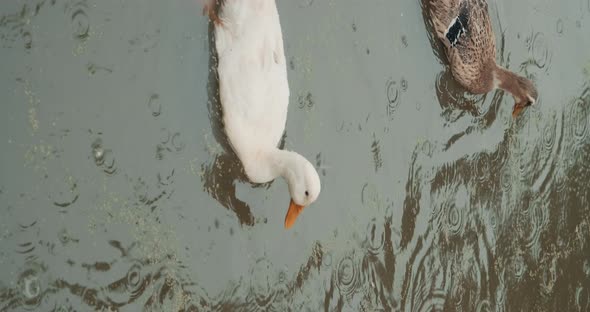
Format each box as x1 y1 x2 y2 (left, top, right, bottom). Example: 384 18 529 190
428 0 538 117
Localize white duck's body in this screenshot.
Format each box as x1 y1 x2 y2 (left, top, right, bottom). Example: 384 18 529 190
214 0 289 183
207 0 321 228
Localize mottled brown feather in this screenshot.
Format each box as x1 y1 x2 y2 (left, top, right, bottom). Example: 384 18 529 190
429 0 496 94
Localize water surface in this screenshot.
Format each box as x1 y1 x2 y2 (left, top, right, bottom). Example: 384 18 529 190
1 0 590 311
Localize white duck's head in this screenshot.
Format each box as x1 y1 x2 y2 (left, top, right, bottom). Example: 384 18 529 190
282 152 321 229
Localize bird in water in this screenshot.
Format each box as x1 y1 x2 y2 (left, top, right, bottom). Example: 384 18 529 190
203 0 321 229
427 0 538 117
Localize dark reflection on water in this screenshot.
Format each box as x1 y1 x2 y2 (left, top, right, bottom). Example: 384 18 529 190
1 0 590 311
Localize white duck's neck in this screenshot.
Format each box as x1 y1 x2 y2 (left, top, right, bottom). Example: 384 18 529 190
243 148 298 184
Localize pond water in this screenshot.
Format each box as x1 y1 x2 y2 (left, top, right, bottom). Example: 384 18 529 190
1 0 589 311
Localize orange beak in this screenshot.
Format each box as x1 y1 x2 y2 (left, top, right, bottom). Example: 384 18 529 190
284 199 305 229
512 103 527 118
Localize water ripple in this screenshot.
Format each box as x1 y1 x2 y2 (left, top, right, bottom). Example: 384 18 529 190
52 176 79 210
335 255 363 302
298 0 314 8
530 32 551 70
249 258 276 308
65 1 90 41
386 78 400 119
297 91 314 109
476 299 493 312
361 183 382 211
575 286 590 312
156 130 185 160
472 152 491 187
91 138 118 175
365 218 385 255
519 198 548 258
147 94 161 117
569 97 589 148
126 260 147 302
522 31 552 73
371 134 383 172
17 262 45 310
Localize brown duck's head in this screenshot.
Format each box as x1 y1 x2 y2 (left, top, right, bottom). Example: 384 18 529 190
496 67 538 118
510 75 538 118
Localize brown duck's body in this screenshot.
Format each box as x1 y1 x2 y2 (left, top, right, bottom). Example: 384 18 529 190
428 0 538 117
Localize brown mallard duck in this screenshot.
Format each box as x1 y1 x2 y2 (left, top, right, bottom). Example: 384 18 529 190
428 0 538 117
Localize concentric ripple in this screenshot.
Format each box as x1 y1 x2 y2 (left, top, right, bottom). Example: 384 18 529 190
575 287 589 312
415 289 446 312
532 110 564 194
512 255 526 282
250 258 276 307
17 262 45 310
298 0 314 8
569 97 589 148
520 200 548 257
527 31 552 71
472 152 491 186
444 186 468 238
335 255 362 301
66 1 90 41
556 19 564 35
147 94 161 117
361 183 381 211
365 218 385 255
91 138 117 175
386 78 400 119
445 203 464 237
126 261 147 301
476 299 493 312
500 167 513 194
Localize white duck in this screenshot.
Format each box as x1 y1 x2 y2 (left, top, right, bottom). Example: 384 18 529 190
203 0 321 229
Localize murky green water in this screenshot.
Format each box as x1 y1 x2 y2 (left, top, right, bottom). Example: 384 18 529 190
1 0 590 311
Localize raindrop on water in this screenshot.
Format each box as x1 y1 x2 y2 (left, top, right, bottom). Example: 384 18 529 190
513 255 526 280
361 183 381 211
575 287 590 311
531 32 550 69
17 262 43 309
125 260 146 301
541 114 557 153
22 31 32 50
556 19 564 34
147 94 161 117
472 153 491 186
171 132 185 152
297 92 313 109
91 138 105 165
583 259 590 277
323 252 332 267
298 0 314 8
570 98 588 147
70 5 89 40
58 228 70 245
335 256 360 299
366 218 385 255
250 258 276 307
385 78 399 119
400 77 408 92
476 300 492 312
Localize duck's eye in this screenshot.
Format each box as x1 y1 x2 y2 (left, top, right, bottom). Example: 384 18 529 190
305 191 309 197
